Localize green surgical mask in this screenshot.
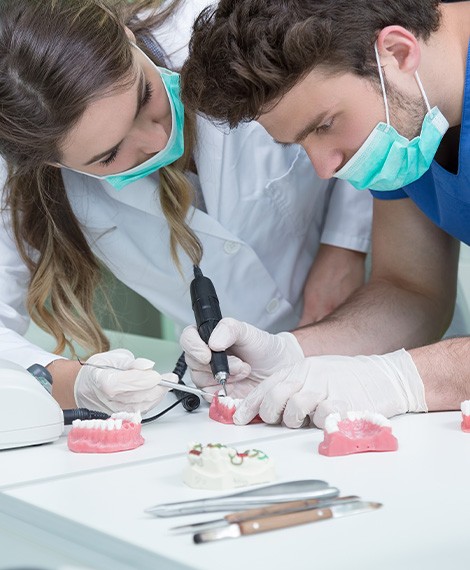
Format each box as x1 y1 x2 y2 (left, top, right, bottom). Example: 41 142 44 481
335 43 448 191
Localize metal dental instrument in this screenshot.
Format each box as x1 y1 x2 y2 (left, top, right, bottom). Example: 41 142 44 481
190 265 230 396
145 480 340 517
170 495 360 534
193 501 383 543
157 378 218 400
78 362 217 400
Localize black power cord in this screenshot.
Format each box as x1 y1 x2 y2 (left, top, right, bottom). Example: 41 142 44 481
170 352 200 412
141 351 200 423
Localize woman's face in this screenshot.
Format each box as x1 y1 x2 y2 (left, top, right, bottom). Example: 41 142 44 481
59 44 172 176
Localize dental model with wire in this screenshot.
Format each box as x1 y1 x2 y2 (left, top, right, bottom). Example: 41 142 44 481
184 442 275 490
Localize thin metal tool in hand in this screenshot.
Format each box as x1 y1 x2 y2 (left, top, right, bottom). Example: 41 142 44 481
77 360 219 400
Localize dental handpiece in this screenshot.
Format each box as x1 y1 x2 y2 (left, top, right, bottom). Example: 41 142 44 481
190 266 230 395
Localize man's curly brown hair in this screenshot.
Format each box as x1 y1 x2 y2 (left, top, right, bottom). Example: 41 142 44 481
181 0 441 128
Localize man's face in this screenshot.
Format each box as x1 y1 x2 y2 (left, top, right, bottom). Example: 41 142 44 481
258 67 425 179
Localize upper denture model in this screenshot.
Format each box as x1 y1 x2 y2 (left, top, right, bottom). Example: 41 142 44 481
318 411 398 457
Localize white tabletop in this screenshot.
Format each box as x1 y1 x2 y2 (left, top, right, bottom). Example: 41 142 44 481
0 332 292 489
0 401 297 490
2 411 469 570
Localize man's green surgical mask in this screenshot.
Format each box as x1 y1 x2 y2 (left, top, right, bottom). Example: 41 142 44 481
335 43 448 191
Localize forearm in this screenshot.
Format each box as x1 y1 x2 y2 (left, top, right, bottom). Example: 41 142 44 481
47 359 81 409
294 278 453 356
411 337 470 411
299 244 366 325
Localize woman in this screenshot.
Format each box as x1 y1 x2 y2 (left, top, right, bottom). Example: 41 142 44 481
0 0 372 413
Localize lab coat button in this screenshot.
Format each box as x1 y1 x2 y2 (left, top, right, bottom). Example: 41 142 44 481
224 241 241 254
266 298 280 313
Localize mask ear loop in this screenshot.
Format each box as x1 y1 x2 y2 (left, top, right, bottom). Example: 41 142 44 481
374 42 391 127
375 41 432 119
414 71 432 114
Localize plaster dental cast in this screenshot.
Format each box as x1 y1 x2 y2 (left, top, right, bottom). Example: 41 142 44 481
0 0 372 414
180 0 470 426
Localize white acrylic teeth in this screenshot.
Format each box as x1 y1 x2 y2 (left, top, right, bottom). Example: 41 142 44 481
324 411 392 434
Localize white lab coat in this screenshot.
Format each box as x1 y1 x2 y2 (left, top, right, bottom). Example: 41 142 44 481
0 0 372 367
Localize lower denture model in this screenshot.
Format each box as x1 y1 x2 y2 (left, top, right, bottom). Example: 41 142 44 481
184 442 275 490
461 400 470 432
209 391 262 424
318 411 398 457
67 412 144 453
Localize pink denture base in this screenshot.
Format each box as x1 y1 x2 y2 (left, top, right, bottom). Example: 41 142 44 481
68 420 144 453
209 396 262 425
461 414 470 432
319 416 398 457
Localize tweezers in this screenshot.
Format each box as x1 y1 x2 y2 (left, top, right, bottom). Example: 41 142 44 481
145 479 340 517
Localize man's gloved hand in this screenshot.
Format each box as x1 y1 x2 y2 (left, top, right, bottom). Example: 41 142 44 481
74 348 177 414
180 318 305 399
233 349 427 428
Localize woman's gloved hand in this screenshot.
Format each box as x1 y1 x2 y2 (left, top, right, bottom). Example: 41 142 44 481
180 317 305 398
74 348 177 414
233 349 427 428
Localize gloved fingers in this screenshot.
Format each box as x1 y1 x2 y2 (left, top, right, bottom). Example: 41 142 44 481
282 389 325 428
185 353 251 387
232 385 267 425
180 325 212 364
311 399 350 429
110 388 171 414
86 348 136 370
233 372 283 425
96 369 168 398
208 318 251 351
160 372 178 384
258 367 306 424
132 357 156 370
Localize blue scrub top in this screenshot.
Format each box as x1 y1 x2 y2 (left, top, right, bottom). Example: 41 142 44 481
371 44 470 245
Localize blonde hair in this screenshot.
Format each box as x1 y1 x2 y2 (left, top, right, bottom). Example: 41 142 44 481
0 0 202 355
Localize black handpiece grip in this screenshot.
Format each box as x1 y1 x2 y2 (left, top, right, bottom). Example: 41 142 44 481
190 266 229 381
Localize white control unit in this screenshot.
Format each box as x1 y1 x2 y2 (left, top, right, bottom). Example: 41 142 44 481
0 358 64 450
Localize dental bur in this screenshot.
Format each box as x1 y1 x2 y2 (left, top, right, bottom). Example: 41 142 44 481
190 266 229 395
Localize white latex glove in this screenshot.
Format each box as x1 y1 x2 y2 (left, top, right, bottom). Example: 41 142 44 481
74 348 177 414
233 349 427 428
180 318 305 399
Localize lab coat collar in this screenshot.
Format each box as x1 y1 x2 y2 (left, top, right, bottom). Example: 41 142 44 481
98 171 241 242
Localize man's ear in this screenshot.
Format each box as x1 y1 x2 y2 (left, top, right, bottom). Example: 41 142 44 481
124 26 136 43
376 25 421 75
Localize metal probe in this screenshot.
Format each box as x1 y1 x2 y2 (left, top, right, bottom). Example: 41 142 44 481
190 266 230 396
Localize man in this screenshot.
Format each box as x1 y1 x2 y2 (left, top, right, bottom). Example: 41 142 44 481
179 0 470 428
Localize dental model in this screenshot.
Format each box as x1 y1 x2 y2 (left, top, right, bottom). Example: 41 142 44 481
318 411 398 457
184 442 275 490
67 412 144 453
209 392 262 424
461 400 470 432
